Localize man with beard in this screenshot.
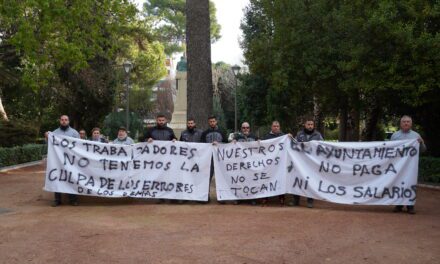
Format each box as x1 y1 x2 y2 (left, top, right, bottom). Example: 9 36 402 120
261 121 286 206
233 122 258 142
291 117 323 208
113 127 134 145
145 114 176 204
391 115 426 214
45 115 80 207
201 115 228 204
145 114 176 142
180 118 203 143
175 118 204 204
232 122 258 205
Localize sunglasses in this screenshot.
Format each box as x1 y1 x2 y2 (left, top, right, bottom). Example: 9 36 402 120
241 127 250 129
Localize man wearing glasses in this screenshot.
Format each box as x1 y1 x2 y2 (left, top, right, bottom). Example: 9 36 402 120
233 122 258 142
232 122 259 205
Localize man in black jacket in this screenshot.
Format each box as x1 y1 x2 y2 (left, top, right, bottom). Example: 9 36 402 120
261 121 286 206
144 114 176 204
145 114 177 142
180 118 203 142
201 116 228 144
233 122 258 142
201 116 228 204
232 122 258 205
291 117 323 208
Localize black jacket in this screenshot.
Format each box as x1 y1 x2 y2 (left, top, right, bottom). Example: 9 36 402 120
180 128 203 142
234 132 258 142
201 126 228 143
145 125 176 141
296 129 323 142
263 131 285 140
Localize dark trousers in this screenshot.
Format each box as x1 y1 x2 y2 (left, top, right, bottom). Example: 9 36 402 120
395 205 414 210
54 192 77 203
208 158 214 202
293 195 313 204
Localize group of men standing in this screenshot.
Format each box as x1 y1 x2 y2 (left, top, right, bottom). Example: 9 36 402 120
46 113 425 214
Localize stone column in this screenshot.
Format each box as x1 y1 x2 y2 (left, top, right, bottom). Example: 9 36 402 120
169 70 187 138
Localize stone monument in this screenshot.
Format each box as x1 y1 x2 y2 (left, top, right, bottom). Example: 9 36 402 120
169 57 188 138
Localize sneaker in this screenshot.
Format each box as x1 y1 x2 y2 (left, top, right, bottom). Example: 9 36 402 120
250 200 257 206
70 201 79 206
51 201 61 207
307 200 314 208
292 196 300 206
407 207 416 214
233 201 240 205
156 199 165 204
393 206 403 213
279 197 285 206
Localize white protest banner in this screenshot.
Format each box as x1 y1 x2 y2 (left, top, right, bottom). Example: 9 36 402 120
44 133 211 201
214 136 419 205
287 139 419 205
213 136 289 200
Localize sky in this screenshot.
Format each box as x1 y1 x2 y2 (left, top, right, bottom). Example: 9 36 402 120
211 0 249 66
134 0 249 67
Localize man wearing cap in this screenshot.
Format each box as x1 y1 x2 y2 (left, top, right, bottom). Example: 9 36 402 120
113 127 134 145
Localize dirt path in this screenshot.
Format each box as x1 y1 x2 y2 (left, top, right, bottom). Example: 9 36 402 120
0 164 439 264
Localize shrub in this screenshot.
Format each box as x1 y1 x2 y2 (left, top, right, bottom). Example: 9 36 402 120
0 144 47 167
0 120 38 147
419 156 440 184
102 111 143 140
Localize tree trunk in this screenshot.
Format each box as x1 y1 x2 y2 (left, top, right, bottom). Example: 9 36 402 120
0 96 8 121
313 96 324 136
186 0 213 130
338 102 348 141
363 101 382 141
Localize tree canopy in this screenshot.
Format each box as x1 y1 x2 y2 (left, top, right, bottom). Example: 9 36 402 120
240 0 439 155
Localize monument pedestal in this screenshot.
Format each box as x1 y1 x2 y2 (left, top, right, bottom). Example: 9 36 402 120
169 71 187 138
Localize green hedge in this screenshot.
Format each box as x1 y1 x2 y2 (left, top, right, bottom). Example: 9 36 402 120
0 144 47 168
0 120 38 147
419 156 440 184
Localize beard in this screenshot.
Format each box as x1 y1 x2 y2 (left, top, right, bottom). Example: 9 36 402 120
60 124 69 131
304 128 314 135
